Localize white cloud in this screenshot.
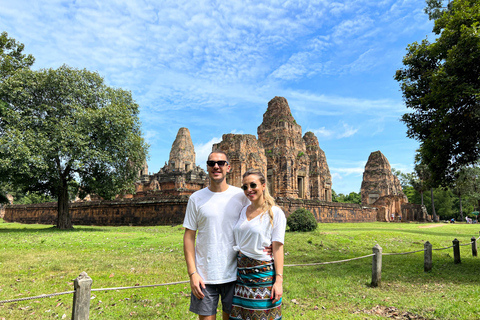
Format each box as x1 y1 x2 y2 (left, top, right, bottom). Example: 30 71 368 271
0 0 429 194
338 123 358 138
310 122 358 140
330 166 365 175
312 127 334 138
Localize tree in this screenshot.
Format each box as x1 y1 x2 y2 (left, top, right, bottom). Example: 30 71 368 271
332 190 361 204
413 150 440 221
391 168 411 189
0 31 35 206
0 31 35 81
0 65 148 229
457 165 480 213
424 0 452 20
433 187 455 220
451 166 474 221
395 0 480 186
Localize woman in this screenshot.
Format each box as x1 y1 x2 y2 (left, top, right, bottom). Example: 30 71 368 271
230 169 286 320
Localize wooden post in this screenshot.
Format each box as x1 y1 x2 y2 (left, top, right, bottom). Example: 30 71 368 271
453 239 461 264
72 272 93 320
371 244 382 287
472 237 477 257
424 241 432 272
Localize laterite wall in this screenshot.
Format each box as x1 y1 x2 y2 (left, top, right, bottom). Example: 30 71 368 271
3 196 190 226
4 196 378 226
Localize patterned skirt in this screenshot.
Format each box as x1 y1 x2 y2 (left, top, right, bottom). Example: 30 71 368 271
229 253 282 320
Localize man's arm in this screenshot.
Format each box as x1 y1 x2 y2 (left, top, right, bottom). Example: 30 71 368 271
183 228 205 299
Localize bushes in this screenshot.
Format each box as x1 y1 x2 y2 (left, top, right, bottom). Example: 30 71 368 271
287 208 317 232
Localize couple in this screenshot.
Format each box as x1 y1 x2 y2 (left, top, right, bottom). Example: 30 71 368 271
183 150 286 320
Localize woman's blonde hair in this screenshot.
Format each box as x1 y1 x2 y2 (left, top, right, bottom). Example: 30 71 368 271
243 168 276 226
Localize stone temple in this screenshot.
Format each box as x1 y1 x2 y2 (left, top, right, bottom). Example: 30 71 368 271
361 151 428 222
214 96 332 201
132 96 332 202
134 127 208 197
3 97 428 225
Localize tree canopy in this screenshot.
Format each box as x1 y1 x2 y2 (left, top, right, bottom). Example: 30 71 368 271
0 64 148 229
395 0 480 186
0 31 35 81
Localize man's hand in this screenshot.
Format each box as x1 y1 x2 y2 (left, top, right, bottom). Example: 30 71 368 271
190 273 206 299
263 244 273 257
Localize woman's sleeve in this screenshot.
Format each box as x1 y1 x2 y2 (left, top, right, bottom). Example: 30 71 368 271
271 207 287 244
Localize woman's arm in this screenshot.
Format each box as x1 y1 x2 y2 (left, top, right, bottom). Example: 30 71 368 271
271 241 284 303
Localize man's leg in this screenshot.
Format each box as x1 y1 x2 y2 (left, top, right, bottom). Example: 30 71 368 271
220 281 236 320
190 285 219 319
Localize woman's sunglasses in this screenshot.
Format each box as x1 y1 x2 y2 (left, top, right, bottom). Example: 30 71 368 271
241 182 257 191
206 160 228 167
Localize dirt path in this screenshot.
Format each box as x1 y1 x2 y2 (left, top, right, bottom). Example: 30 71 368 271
418 224 447 228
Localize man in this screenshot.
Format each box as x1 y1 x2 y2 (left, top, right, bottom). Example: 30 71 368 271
183 150 249 320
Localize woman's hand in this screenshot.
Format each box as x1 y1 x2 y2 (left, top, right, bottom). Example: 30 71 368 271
271 277 283 303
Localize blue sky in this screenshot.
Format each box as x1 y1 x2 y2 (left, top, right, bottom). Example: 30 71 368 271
1 0 435 195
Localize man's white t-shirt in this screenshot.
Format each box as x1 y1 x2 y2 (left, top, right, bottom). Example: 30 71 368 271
183 186 249 284
233 205 286 261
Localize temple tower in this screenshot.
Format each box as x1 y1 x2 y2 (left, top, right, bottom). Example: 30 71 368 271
257 97 309 198
213 134 267 187
168 127 196 172
361 151 404 205
303 131 332 201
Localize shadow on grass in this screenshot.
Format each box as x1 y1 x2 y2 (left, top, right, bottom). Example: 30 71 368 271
0 225 109 233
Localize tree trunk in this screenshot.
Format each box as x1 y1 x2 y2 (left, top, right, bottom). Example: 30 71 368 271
459 194 463 221
56 178 72 229
431 188 438 222
420 190 424 206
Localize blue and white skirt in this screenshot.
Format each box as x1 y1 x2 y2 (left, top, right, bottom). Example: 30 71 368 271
229 253 282 320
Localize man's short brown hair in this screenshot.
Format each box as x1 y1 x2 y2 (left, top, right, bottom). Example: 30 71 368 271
208 150 230 163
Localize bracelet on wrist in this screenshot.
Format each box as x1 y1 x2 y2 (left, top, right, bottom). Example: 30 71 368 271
189 271 197 277
276 273 283 277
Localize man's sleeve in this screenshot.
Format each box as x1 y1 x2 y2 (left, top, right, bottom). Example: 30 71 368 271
183 197 197 231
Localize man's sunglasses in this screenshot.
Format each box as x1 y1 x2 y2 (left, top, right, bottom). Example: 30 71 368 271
241 182 257 191
206 160 229 167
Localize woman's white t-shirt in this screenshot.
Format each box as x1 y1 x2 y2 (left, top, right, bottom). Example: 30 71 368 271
233 205 286 261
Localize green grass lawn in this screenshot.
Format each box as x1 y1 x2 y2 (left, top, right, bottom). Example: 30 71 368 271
1 220 479 319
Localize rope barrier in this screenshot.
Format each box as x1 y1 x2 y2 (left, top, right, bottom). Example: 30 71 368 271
433 245 454 250
91 280 189 292
459 242 473 247
383 248 426 256
0 291 75 304
284 253 375 267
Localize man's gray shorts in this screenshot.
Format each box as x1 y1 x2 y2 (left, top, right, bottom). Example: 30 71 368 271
189 281 236 316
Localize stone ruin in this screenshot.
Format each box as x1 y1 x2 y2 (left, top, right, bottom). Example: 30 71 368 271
131 97 425 221
361 151 404 206
3 96 427 225
361 151 429 222
214 96 332 201
0 194 13 218
131 96 332 202
133 127 208 198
